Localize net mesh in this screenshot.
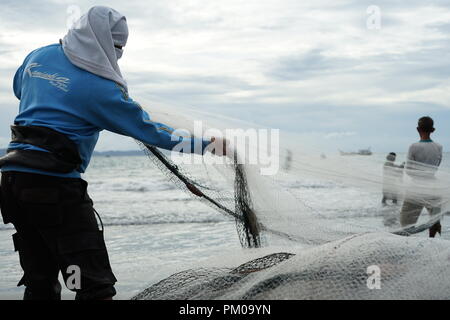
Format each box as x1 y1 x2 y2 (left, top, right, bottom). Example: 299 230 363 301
131 97 450 299
131 253 294 300
136 142 261 248
132 233 450 299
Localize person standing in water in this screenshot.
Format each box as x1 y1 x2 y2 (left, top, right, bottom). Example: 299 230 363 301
381 152 404 205
0 6 224 300
399 116 443 237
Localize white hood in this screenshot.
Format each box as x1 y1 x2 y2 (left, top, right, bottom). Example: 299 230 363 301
62 6 129 90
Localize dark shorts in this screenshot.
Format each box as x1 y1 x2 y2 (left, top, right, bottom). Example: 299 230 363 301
0 171 116 300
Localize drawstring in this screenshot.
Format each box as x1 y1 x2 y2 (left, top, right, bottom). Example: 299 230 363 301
93 208 104 232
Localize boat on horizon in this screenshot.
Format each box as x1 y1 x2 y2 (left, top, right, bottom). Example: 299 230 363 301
339 147 372 156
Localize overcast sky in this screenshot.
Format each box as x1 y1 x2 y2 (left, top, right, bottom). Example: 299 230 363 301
0 0 449 152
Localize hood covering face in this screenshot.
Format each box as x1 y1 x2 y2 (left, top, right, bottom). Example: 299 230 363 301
62 6 129 90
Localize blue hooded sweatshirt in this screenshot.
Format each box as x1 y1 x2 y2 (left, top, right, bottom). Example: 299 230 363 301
2 44 210 178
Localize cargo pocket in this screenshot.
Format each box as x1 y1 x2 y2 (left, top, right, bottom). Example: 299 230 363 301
57 231 106 254
57 231 117 289
19 188 62 227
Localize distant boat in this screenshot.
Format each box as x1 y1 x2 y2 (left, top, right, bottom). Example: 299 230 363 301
339 147 372 156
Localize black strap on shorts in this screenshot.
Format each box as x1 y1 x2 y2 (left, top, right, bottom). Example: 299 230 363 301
0 125 82 173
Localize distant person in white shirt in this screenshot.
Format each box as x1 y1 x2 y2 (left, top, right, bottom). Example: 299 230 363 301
382 152 404 205
400 116 443 237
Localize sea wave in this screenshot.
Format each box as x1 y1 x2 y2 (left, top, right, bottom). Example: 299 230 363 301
0 217 230 231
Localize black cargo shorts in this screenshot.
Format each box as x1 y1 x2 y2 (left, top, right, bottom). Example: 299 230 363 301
0 171 117 300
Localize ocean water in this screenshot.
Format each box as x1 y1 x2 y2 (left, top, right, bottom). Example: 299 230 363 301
0 153 448 299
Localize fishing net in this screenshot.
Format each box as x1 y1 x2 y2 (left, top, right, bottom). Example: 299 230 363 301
132 233 450 300
132 253 294 300
136 143 261 248
131 96 450 299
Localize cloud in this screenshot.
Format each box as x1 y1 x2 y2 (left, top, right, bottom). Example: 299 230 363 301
267 49 357 81
0 0 449 152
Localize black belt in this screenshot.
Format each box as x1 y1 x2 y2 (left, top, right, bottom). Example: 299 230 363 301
0 125 82 173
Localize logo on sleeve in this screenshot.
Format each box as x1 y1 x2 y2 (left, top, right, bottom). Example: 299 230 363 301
25 62 71 92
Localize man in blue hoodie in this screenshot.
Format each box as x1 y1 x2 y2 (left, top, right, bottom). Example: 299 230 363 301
0 6 218 300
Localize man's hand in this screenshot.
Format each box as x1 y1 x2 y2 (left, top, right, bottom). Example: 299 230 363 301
429 221 441 238
186 182 203 197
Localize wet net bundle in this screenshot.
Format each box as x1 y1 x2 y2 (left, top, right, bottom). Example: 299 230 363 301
131 96 450 299
133 233 450 300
